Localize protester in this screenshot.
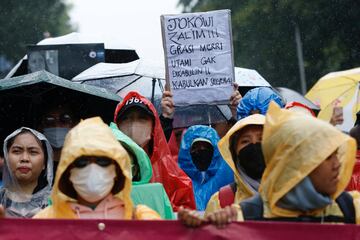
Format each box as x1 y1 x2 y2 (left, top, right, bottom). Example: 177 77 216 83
179 102 360 226
237 87 284 120
178 125 233 211
285 101 316 117
161 84 242 140
39 103 78 176
34 117 160 219
110 123 174 219
1 127 53 218
114 91 196 211
347 111 360 191
205 114 265 214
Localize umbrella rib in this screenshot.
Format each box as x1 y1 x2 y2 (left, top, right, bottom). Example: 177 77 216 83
115 75 143 94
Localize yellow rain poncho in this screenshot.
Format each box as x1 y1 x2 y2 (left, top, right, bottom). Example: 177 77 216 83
205 114 265 214
237 102 360 222
34 117 160 220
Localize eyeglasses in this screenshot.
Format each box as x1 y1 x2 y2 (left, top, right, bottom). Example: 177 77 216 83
43 113 72 127
72 156 114 168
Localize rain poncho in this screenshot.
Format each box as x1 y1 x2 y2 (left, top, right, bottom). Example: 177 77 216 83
205 114 265 214
178 125 234 211
237 102 360 222
34 117 160 219
114 91 196 211
237 87 284 120
2 127 54 218
110 123 174 219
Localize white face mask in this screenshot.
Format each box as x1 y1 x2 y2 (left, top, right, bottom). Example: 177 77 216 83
119 121 152 148
69 163 116 203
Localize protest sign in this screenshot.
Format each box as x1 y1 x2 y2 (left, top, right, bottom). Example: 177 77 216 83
161 10 235 106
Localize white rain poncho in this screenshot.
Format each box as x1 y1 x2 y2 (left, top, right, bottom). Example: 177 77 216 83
1 127 54 218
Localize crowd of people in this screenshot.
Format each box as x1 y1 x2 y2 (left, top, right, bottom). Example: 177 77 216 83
1 83 360 229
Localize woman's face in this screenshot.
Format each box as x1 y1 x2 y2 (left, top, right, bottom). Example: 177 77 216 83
8 132 45 185
235 125 263 154
309 151 341 196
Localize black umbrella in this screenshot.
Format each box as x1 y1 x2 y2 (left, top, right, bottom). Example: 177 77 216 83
276 87 321 115
0 70 122 144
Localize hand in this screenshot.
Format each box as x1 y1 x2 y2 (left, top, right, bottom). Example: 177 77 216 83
205 206 238 228
161 90 175 119
229 83 242 119
0 205 5 218
330 106 344 126
178 206 207 228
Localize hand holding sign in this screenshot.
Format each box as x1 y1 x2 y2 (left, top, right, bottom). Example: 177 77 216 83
230 83 242 119
161 90 175 119
161 9 235 106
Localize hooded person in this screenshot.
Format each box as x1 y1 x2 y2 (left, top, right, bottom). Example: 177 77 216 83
1 127 54 218
34 117 160 219
347 112 360 191
114 91 196 211
178 125 234 211
237 87 284 120
205 114 265 214
179 102 360 226
237 102 360 223
110 123 174 219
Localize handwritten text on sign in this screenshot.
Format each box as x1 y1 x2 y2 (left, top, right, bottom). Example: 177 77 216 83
161 10 234 106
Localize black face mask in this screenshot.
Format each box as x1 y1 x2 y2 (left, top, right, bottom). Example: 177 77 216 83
191 149 214 172
236 143 265 180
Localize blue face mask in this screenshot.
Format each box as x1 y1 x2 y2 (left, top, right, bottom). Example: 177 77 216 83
43 127 70 148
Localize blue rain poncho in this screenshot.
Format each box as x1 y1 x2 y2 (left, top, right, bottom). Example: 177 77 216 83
237 87 284 120
178 125 234 211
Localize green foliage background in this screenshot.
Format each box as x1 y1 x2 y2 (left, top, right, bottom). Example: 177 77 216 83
0 0 74 71
178 0 360 92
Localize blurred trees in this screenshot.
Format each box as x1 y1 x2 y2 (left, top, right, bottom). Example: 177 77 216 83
0 0 74 76
178 0 360 92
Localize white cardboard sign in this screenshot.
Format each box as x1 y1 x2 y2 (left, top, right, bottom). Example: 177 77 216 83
161 9 235 106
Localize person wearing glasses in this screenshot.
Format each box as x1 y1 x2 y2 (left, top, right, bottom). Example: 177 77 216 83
39 103 78 175
34 117 160 219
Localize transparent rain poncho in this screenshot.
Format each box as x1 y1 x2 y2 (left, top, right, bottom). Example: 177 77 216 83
1 127 54 218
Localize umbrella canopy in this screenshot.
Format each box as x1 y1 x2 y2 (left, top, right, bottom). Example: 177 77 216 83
73 59 165 100
234 67 271 96
0 70 122 143
276 87 320 114
5 32 139 78
73 60 234 128
306 67 360 132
